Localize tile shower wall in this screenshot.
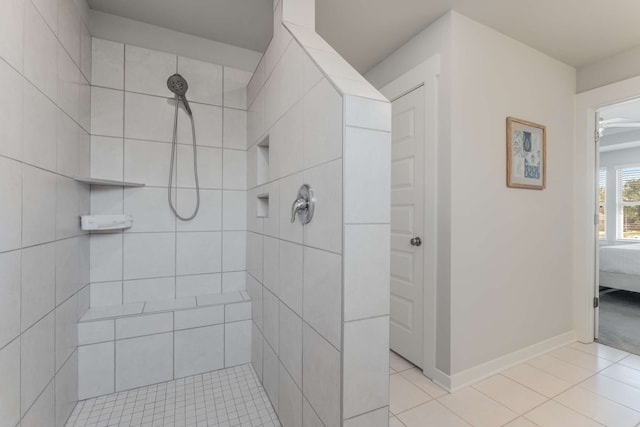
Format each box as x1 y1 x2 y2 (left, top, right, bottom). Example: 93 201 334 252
88 38 251 306
0 0 92 426
247 1 392 426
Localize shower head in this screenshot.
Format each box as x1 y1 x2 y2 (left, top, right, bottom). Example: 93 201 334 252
167 73 192 115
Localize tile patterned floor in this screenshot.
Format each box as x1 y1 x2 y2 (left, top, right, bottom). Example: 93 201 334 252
389 342 640 427
66 364 280 427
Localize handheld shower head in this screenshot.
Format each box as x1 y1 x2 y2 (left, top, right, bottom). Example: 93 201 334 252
167 73 192 115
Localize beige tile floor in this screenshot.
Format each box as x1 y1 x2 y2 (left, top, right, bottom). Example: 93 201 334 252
389 342 640 427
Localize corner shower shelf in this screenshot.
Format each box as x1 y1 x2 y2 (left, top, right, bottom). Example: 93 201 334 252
73 177 146 187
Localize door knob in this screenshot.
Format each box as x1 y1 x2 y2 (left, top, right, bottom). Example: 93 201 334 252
410 237 422 247
290 184 315 225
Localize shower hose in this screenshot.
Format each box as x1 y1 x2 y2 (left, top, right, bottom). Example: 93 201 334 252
168 98 200 220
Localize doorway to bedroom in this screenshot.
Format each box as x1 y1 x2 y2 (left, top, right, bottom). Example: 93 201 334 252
596 98 640 354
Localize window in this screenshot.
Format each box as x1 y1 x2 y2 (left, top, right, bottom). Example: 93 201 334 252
599 168 606 239
618 166 640 239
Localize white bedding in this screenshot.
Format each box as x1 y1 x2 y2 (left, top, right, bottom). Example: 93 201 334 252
600 243 640 276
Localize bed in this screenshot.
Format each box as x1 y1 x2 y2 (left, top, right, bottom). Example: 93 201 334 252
600 243 640 293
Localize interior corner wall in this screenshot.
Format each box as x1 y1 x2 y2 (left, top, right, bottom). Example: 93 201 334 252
365 12 454 375
577 45 640 93
449 12 576 375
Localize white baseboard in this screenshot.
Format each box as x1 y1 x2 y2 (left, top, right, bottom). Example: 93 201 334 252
427 330 577 392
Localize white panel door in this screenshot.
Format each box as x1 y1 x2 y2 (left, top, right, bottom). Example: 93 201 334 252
390 85 424 367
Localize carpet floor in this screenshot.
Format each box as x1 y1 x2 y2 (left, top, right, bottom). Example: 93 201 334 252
597 289 640 355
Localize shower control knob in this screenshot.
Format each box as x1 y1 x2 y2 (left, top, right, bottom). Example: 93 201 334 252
410 237 422 247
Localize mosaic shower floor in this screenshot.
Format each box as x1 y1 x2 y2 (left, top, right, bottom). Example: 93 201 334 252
65 364 280 427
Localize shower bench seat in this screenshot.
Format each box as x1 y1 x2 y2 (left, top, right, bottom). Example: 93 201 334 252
76 291 253 400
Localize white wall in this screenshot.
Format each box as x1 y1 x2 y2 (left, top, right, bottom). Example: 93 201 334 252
0 0 92 425
449 13 576 375
89 10 262 72
578 46 640 93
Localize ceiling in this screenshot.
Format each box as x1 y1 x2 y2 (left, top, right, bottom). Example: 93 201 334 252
88 0 640 75
87 0 274 53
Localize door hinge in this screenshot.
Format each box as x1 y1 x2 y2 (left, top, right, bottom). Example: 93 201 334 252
594 213 599 226
594 297 599 308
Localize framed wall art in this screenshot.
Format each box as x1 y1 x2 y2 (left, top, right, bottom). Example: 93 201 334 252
506 116 546 189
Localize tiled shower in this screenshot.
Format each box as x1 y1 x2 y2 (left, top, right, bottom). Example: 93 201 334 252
0 0 392 426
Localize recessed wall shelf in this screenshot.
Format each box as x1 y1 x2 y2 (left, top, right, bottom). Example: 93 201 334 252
74 177 146 187
257 193 269 218
257 136 270 186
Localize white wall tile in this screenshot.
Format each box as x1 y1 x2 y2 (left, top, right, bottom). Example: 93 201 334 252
263 340 279 409
0 0 24 72
246 232 263 281
55 237 80 305
344 224 390 321
78 77 91 132
123 277 175 303
22 379 54 427
303 159 342 253
306 48 363 82
116 332 173 391
116 312 173 339
91 38 124 89
91 87 123 137
124 187 176 233
225 320 251 367
302 48 323 94
177 145 223 189
344 407 389 427
0 158 22 252
124 139 172 186
90 233 123 283
177 102 222 147
303 323 340 427
278 101 304 178
124 92 173 142
248 89 265 146
89 281 122 307
174 306 224 330
252 323 264 380
54 294 77 372
21 313 55 415
55 176 80 239
345 96 391 132
79 22 91 81
174 325 224 378
177 231 222 275
304 78 342 169
56 111 80 178
223 271 246 292
280 42 305 115
303 396 325 427
176 189 222 231
263 236 280 296
54 351 78 427
78 320 114 345
0 338 20 426
31 0 56 36
90 187 123 215
223 108 247 149
123 232 175 280
23 81 57 171
223 149 247 190
264 181 280 238
223 67 252 109
176 273 221 297
78 341 114 399
0 251 21 348
263 288 279 353
279 241 303 315
21 166 57 248
344 127 391 223
24 1 57 100
303 246 342 349
343 316 390 419
0 59 23 160
57 0 81 65
21 243 56 331
222 230 247 272
264 65 281 130
57 44 80 123
279 365 303 427
279 302 302 388
125 45 176 97
223 190 247 231
279 172 303 244
177 56 223 105
248 275 263 331
90 136 123 181
225 302 251 322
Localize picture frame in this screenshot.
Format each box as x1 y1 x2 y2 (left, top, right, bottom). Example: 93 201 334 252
506 116 546 190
